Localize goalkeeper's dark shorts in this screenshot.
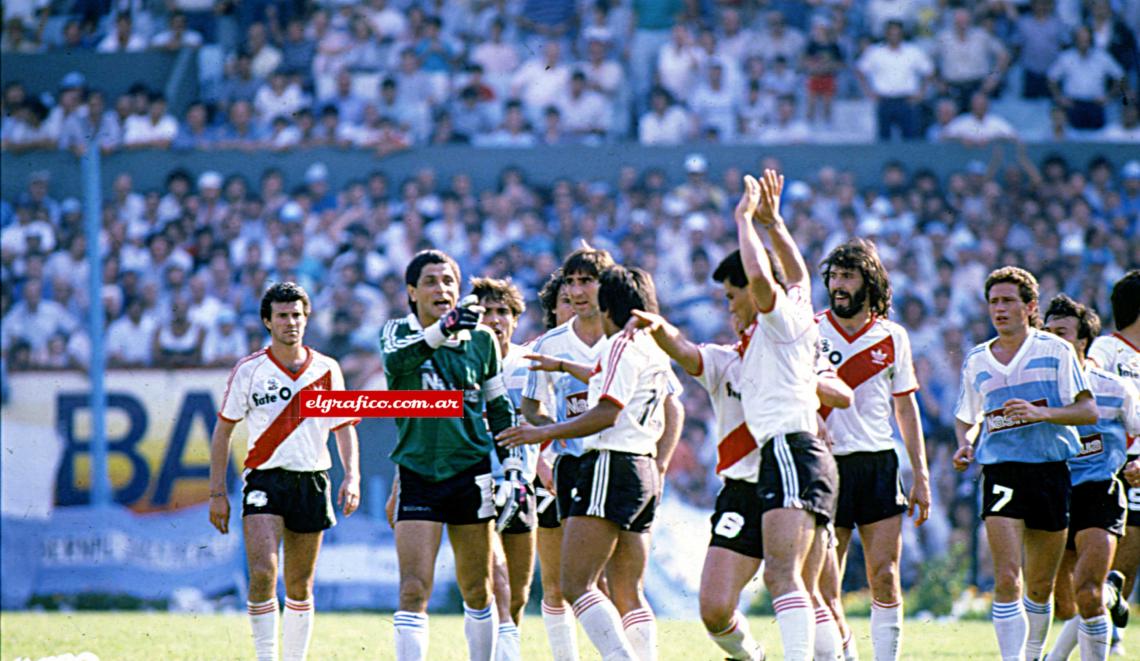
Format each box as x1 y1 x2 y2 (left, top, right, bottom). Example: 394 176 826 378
497 480 538 534
395 457 494 525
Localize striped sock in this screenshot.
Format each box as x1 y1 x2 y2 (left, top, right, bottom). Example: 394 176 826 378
247 599 278 661
572 590 636 660
393 611 428 661
541 600 579 661
707 611 763 660
842 629 860 661
1023 597 1053 660
1045 616 1078 661
464 599 499 661
495 620 520 661
870 599 902 661
282 598 313 661
814 605 843 660
1078 615 1110 661
621 607 657 661
992 600 1028 661
773 591 814 661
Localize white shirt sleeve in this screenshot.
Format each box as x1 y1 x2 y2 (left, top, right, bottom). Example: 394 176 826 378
220 361 250 422
1087 337 1112 369
598 336 641 409
954 353 982 424
1056 341 1092 405
1119 380 1140 437
760 286 815 343
694 343 732 393
891 326 920 395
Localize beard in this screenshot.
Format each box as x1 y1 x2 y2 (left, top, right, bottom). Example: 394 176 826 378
829 286 868 318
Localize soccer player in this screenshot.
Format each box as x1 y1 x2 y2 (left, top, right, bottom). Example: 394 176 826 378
208 282 361 661
624 247 854 661
734 169 838 661
519 248 614 661
953 267 1098 661
381 249 516 661
471 276 538 660
817 238 931 661
1043 294 1139 661
1094 270 1140 654
499 265 680 661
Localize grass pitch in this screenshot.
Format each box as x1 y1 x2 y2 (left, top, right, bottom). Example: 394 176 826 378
2 611 1015 660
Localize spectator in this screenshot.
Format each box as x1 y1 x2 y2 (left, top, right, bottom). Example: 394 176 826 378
1 17 42 53
123 92 178 149
364 0 407 42
253 70 307 128
201 307 246 366
320 70 366 126
736 80 775 141
716 8 753 62
470 18 520 95
1099 102 1140 141
1013 0 1069 100
865 0 920 39
215 100 264 149
656 24 700 101
173 101 216 150
538 105 567 145
510 40 570 124
557 71 610 143
393 48 436 107
638 86 690 145
516 0 576 53
413 15 457 75
218 52 262 112
279 18 316 81
1 99 56 151
804 16 844 125
756 10 806 65
96 13 147 53
580 27 623 103
150 11 203 50
942 92 1018 146
1048 26 1124 131
376 77 430 143
1089 0 1138 82
690 60 737 142
934 8 1009 111
762 55 800 98
926 97 960 142
472 99 535 147
752 94 812 144
152 295 202 368
0 278 76 356
343 16 385 72
856 20 934 141
106 297 156 367
450 86 497 140
59 89 118 154
246 23 282 80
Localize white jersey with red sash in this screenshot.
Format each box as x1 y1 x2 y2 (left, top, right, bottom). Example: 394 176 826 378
816 311 918 455
693 341 758 482
1089 332 1140 456
219 347 360 471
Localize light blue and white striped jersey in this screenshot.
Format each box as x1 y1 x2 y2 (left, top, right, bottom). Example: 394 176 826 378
523 319 605 458
955 329 1090 465
1070 366 1140 484
491 341 540 483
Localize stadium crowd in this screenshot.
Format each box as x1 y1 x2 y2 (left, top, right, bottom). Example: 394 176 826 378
2 0 1139 150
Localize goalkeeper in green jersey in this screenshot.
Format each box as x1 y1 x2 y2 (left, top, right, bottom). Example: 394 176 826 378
380 249 517 661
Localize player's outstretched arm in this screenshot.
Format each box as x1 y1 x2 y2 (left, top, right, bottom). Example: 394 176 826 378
894 393 931 525
379 299 484 377
526 353 595 384
655 394 684 475
754 169 810 292
334 424 360 516
208 418 236 534
497 399 621 448
625 310 702 375
734 174 778 312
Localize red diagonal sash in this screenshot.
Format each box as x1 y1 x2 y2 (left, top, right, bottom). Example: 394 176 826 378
245 371 332 469
717 422 757 473
819 335 895 419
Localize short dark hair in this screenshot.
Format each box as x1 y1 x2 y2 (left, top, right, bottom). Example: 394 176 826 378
820 238 893 317
1044 294 1101 358
598 265 658 329
260 281 311 321
712 250 748 288
562 244 615 280
985 266 1040 327
470 276 525 317
404 249 460 314
1111 270 1140 330
538 269 566 330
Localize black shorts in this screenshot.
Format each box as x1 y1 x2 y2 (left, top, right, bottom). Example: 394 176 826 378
1067 477 1128 548
566 450 659 533
554 453 587 523
536 485 560 529
242 468 335 534
834 450 908 529
396 457 495 526
757 432 838 525
980 461 1070 532
1119 464 1140 528
497 480 538 535
710 478 765 559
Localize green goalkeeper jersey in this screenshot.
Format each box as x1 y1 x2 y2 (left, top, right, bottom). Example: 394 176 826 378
380 312 516 481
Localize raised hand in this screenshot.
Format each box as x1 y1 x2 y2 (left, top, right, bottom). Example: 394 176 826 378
753 169 785 227
624 309 665 335
734 174 761 226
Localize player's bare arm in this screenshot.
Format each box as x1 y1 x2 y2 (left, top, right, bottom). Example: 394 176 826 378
952 418 976 471
894 393 931 525
655 395 684 474
817 373 853 409
733 174 778 311
1001 391 1098 426
625 309 701 375
333 425 360 516
525 353 594 383
520 396 556 427
497 399 621 448
208 417 236 534
753 169 810 292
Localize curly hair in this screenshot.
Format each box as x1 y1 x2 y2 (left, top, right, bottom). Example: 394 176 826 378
470 276 526 318
260 281 311 321
1044 293 1101 358
538 269 566 330
820 238 893 317
985 266 1041 328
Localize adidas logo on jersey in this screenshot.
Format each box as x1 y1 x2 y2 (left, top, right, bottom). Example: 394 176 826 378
870 349 888 365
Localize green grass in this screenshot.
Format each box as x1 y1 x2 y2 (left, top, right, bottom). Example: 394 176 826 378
1 612 1012 660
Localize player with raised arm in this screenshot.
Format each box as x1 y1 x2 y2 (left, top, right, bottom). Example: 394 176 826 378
953 267 1098 661
625 247 854 661
499 265 681 661
1092 270 1140 655
734 169 839 661
471 276 538 661
208 282 361 661
816 238 931 661
380 250 516 661
1042 295 1139 661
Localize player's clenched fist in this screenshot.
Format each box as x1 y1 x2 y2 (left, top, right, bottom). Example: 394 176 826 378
952 445 974 472
208 493 230 534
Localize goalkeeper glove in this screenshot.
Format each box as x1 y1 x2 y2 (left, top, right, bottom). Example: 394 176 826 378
495 457 531 532
439 294 484 336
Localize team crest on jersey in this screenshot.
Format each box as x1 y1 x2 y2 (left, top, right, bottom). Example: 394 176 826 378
264 377 280 391
246 490 268 507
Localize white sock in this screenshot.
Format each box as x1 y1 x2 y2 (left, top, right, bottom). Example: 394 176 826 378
247 599 278 661
1024 597 1053 660
572 590 637 660
1078 616 1110 661
541 600 580 661
282 598 314 661
495 620 521 661
1045 617 1078 661
842 629 860 661
992 600 1029 661
621 607 658 661
814 605 843 660
707 611 764 660
870 599 902 661
773 591 815 661
464 599 500 661
393 611 429 661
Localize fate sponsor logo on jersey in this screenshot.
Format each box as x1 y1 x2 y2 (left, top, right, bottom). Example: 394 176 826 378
1078 432 1104 457
985 399 1048 432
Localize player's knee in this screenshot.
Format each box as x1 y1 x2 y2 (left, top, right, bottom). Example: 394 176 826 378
284 575 314 601
762 562 797 596
1075 581 1104 617
247 562 277 593
560 575 589 605
870 562 900 598
699 593 735 633
459 576 492 609
509 591 529 617
398 575 432 611
992 566 1022 595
